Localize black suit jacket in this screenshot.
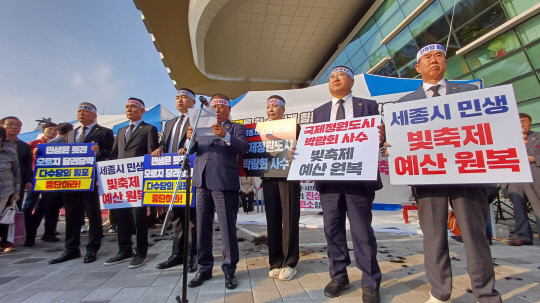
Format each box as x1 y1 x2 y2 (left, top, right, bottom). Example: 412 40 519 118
312 96 383 192
15 139 33 186
110 121 159 160
68 124 114 162
159 115 190 153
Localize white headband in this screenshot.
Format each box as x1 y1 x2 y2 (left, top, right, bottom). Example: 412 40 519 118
267 98 285 107
78 104 97 114
126 99 145 109
330 66 354 79
177 90 195 100
210 98 230 107
417 44 446 61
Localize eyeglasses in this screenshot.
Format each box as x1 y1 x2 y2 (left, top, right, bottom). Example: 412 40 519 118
328 72 347 81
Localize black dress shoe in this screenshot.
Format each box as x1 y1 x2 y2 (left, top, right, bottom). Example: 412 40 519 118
49 250 81 264
507 238 533 246
188 255 197 273
324 276 350 298
104 251 134 265
156 254 183 269
23 239 35 247
361 281 380 303
83 251 97 263
225 274 238 290
41 235 60 242
188 272 212 288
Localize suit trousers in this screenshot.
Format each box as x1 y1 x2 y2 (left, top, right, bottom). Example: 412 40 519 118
64 189 103 253
262 179 300 270
320 186 381 290
239 192 254 213
112 206 148 257
508 183 540 242
416 185 501 302
171 206 197 256
43 192 63 238
196 187 239 276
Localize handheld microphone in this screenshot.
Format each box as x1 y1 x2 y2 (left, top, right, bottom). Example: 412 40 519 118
199 96 209 107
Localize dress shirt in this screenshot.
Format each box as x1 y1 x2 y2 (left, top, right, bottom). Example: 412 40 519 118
75 122 96 142
422 79 447 97
125 119 143 137
168 114 189 153
330 93 354 121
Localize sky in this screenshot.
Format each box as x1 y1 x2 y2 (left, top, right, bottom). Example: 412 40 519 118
0 1 178 133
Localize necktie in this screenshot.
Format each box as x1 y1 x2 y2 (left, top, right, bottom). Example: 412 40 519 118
77 126 88 143
125 124 135 142
336 99 345 120
429 84 441 97
171 115 185 153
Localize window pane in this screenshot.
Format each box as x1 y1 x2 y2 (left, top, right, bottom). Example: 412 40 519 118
349 48 368 70
399 0 424 16
391 39 418 69
374 61 397 77
353 60 372 74
502 0 538 18
512 74 540 102
375 0 399 27
398 60 419 78
440 0 464 12
464 30 521 70
445 55 471 79
368 45 390 67
380 9 406 38
440 35 460 57
357 18 378 45
473 51 533 86
447 0 497 30
409 2 444 36
334 50 349 67
364 31 384 56
457 73 474 80
455 4 508 46
345 37 362 59
516 14 540 45
517 97 540 129
415 15 450 47
526 43 540 70
388 28 415 55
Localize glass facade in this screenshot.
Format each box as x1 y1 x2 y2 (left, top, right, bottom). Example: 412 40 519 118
313 0 540 130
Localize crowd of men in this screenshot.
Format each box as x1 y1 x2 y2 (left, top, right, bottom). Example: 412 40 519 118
0 43 538 303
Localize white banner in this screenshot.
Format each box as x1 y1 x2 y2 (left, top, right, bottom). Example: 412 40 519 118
97 157 145 209
385 85 532 185
288 115 381 181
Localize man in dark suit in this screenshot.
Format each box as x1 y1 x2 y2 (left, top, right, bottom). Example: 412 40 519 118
1 116 32 209
395 44 501 303
506 113 540 246
187 94 249 290
104 97 159 269
311 66 382 302
152 88 197 271
49 102 114 264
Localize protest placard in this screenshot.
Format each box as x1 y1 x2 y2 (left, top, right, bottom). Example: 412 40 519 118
34 143 96 192
288 115 381 181
241 118 297 178
141 153 195 207
299 181 321 211
97 157 144 209
384 84 532 185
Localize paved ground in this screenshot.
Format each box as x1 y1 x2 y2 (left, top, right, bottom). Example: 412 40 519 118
0 212 538 303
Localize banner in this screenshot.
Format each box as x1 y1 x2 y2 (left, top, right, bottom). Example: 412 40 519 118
34 143 96 192
97 157 144 209
241 118 297 177
288 115 381 181
299 181 321 210
385 85 532 185
142 154 195 207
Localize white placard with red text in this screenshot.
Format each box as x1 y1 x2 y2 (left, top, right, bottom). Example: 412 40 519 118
385 85 532 185
97 157 144 209
288 115 381 181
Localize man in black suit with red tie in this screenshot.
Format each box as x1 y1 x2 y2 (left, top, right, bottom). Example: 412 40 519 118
104 98 159 269
152 88 197 271
312 66 382 302
49 102 114 264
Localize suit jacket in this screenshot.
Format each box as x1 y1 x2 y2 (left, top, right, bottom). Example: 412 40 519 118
190 119 249 191
110 121 159 160
15 139 33 186
508 131 540 192
68 124 114 162
313 96 383 192
159 115 190 153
